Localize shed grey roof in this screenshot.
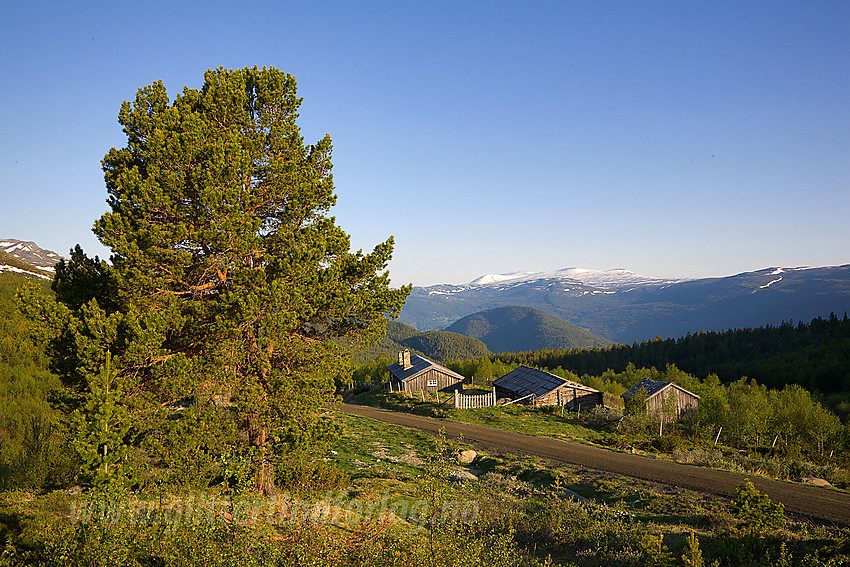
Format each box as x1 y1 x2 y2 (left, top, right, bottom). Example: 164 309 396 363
621 378 700 400
493 366 598 399
386 355 465 383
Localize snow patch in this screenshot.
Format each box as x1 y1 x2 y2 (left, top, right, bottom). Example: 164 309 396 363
757 276 783 291
0 264 51 280
469 272 535 285
428 287 466 296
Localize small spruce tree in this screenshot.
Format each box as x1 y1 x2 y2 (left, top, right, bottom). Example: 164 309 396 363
731 479 785 534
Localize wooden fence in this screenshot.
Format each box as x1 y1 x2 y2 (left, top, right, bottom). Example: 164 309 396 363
455 387 497 409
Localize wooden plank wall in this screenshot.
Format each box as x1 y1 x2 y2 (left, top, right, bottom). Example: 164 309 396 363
403 369 462 392
499 385 603 409
646 387 699 422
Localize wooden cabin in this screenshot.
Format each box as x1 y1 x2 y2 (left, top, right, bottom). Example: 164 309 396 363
621 378 700 422
386 350 465 393
493 366 603 409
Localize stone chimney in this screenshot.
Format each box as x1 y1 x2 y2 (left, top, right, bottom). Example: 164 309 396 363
399 349 412 370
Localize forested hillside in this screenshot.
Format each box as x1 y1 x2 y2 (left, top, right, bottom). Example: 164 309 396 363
353 320 490 363
445 305 612 353
494 313 850 394
0 269 74 491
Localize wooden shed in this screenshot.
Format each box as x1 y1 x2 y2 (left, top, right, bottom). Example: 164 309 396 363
621 378 700 422
493 366 603 409
386 350 465 393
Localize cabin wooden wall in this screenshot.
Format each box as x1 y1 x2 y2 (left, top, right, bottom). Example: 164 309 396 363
500 385 603 408
646 386 699 422
553 387 603 408
675 389 699 416
402 369 462 392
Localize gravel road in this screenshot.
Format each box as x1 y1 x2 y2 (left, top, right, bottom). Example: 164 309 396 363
342 403 850 526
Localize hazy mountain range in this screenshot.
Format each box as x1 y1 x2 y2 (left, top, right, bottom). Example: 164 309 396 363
400 266 850 344
4 239 848 349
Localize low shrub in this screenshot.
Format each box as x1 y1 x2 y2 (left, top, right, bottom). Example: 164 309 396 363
580 406 622 430
651 435 682 453
275 458 350 492
618 413 654 435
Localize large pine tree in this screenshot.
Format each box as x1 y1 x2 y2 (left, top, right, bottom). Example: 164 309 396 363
23 67 410 494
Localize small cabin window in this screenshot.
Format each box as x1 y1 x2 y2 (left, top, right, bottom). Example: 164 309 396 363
427 379 437 387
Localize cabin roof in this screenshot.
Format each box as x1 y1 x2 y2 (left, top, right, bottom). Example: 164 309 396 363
386 355 465 383
494 365 598 399
621 377 700 400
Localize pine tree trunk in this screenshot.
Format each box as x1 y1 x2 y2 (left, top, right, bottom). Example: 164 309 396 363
248 413 277 496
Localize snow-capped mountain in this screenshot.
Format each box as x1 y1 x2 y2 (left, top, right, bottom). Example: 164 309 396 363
400 265 850 343
468 271 536 285
0 239 64 272
467 267 686 289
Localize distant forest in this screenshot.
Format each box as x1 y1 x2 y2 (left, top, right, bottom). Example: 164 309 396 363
496 313 850 394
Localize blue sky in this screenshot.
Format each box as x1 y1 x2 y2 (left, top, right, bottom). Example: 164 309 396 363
1 1 848 286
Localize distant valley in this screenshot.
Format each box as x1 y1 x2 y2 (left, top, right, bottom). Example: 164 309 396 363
400 266 850 344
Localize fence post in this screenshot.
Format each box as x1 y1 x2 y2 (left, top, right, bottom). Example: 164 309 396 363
492 386 496 406
455 389 459 409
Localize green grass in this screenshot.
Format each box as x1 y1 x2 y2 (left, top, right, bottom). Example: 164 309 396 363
452 404 604 442
331 412 434 482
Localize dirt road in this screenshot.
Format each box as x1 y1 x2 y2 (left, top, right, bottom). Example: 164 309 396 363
342 403 850 526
